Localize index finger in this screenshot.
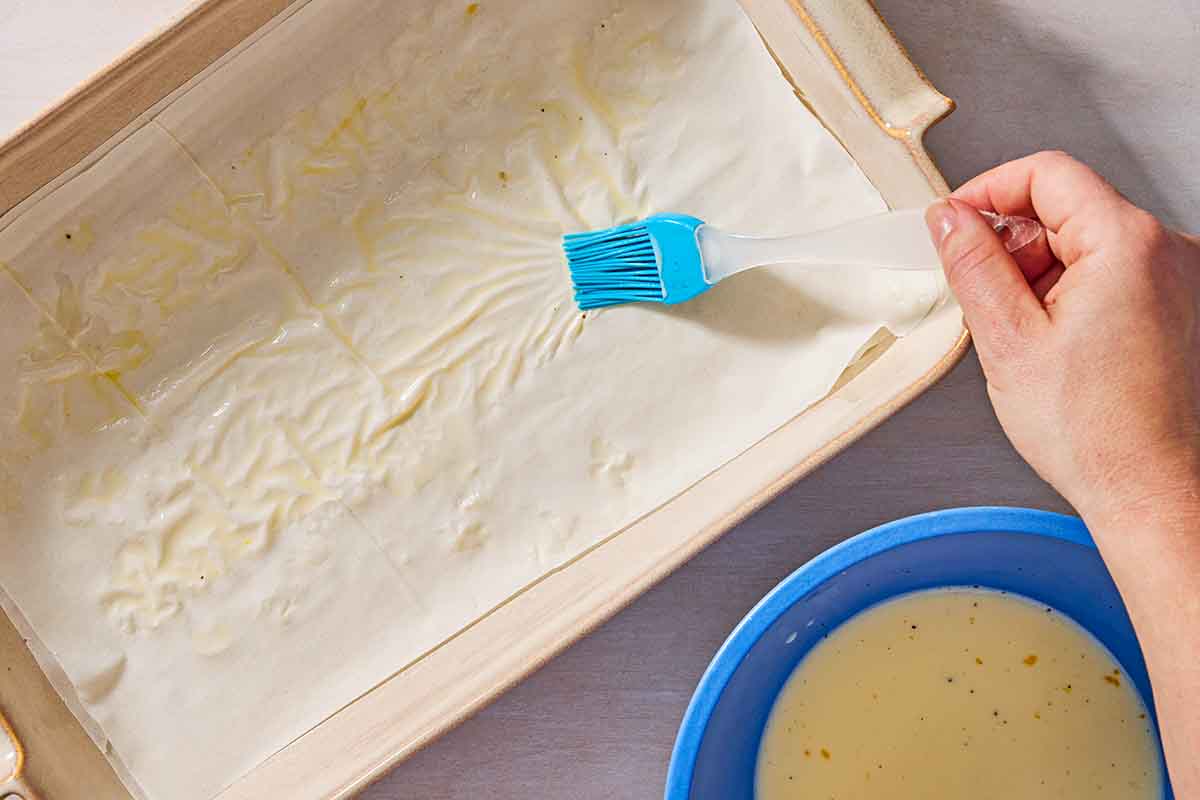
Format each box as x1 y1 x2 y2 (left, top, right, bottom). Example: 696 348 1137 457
952 151 1131 233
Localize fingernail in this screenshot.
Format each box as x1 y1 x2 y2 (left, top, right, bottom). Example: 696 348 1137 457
925 199 956 248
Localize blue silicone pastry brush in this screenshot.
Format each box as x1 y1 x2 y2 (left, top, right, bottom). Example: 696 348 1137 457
563 208 1040 310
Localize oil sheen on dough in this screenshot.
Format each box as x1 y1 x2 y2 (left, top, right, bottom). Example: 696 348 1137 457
757 589 1163 800
0 1 942 798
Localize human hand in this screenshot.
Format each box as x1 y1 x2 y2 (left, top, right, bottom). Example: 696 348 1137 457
925 151 1200 524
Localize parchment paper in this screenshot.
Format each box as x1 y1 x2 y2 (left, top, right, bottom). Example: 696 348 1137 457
0 1 943 797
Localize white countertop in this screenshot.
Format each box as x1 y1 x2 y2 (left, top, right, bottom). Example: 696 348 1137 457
0 1 199 139
2 1 1196 797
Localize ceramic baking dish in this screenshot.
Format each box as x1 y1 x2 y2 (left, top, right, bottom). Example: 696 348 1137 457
0 1 966 797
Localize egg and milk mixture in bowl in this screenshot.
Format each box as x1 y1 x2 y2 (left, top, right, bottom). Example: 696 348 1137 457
757 588 1160 799
666 508 1170 800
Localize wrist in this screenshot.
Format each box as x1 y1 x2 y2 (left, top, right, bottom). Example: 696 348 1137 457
1071 459 1200 641
1071 456 1200 537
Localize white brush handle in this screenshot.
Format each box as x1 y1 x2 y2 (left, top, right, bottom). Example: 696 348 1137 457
697 208 1042 284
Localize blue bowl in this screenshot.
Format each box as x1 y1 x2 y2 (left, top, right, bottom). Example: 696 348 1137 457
665 507 1172 799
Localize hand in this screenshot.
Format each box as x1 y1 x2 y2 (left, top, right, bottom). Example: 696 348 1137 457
927 152 1200 796
925 151 1200 523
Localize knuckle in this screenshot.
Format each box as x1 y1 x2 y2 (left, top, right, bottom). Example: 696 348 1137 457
1031 150 1104 186
1032 149 1076 170
1117 211 1175 281
1128 210 1171 255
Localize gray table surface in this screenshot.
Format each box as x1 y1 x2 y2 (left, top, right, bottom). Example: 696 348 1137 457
361 1 1199 798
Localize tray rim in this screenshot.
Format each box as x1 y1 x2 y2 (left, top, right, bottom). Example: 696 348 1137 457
0 0 296 217
0 1 971 797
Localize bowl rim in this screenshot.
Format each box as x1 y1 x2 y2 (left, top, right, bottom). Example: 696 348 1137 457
664 506 1091 799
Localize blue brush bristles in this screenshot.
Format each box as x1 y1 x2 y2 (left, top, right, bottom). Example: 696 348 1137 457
563 220 665 310
562 213 709 311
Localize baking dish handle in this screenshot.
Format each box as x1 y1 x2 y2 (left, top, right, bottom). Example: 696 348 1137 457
1 774 45 800
2 711 43 800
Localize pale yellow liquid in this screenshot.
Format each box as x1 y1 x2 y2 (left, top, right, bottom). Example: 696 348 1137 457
756 588 1163 800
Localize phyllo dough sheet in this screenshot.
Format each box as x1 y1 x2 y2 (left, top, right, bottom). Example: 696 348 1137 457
0 0 943 797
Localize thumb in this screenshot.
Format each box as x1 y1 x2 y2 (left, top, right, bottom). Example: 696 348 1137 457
926 198 1048 358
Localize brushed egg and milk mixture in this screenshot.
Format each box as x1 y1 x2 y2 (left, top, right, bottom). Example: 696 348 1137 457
0 1 943 797
757 589 1163 799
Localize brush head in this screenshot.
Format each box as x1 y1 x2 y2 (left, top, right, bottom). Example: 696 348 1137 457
563 213 708 310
